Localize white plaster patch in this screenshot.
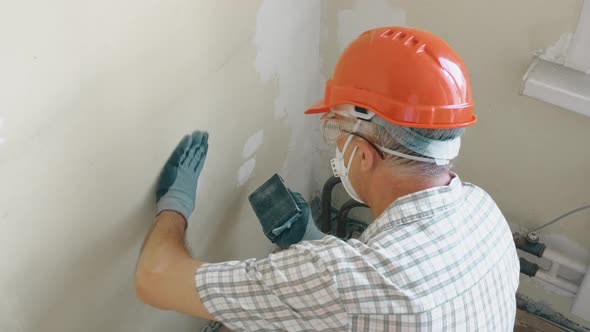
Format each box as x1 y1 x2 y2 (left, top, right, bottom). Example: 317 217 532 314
242 129 264 159
237 158 256 186
534 32 574 65
337 0 406 53
255 1 323 119
255 0 325 194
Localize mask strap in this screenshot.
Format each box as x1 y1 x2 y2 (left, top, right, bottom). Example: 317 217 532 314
340 120 362 174
342 134 355 153
345 146 358 175
351 120 361 133
341 119 361 156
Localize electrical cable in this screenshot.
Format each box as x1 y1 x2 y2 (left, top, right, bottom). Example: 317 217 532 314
531 204 590 232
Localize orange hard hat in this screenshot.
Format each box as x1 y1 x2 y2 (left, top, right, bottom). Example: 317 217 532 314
305 26 476 129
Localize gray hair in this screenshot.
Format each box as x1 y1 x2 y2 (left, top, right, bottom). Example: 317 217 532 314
353 116 465 176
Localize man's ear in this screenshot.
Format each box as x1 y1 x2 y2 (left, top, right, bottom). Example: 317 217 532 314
357 140 377 171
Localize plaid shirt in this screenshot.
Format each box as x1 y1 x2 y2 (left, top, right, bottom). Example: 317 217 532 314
196 176 520 331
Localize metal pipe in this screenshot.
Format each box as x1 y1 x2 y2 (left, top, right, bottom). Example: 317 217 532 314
535 270 579 296
514 233 587 297
513 233 546 257
542 248 587 275
548 261 560 278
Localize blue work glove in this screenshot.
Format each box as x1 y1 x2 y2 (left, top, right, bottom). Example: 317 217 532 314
289 190 325 242
268 190 325 248
249 174 326 249
156 131 209 222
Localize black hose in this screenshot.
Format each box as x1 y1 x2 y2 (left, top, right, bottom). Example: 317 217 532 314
318 176 342 233
336 199 369 238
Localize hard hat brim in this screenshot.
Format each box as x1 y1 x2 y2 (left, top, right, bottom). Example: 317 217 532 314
304 99 331 115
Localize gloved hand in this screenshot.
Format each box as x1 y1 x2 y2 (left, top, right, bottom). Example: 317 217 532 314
249 176 325 249
156 131 209 222
268 189 325 249
289 190 325 242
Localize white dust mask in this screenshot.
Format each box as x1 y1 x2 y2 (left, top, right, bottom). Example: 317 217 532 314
331 134 365 204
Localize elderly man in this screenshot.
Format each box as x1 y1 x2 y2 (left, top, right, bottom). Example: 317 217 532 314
135 26 520 331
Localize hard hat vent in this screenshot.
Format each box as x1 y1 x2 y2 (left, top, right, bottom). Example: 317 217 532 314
379 29 424 52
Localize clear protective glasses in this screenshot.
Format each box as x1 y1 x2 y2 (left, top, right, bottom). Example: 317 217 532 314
320 106 385 159
321 116 353 144
320 105 375 144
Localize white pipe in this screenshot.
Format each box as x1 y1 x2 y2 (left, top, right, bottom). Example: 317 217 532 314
535 270 579 296
548 261 560 278
543 248 587 274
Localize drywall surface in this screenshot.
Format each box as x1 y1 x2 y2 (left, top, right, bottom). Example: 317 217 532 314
254 0 326 194
0 0 324 331
325 0 590 326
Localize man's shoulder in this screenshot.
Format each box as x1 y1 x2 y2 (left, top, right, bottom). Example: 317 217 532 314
461 181 497 204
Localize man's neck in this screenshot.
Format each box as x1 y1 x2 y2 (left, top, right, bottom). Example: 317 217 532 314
366 170 453 219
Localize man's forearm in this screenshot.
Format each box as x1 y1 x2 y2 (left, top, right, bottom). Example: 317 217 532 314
138 211 190 271
135 211 210 317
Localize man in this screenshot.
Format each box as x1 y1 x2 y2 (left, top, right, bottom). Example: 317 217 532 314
135 26 520 331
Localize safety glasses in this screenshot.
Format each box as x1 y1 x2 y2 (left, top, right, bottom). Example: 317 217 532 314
321 115 384 159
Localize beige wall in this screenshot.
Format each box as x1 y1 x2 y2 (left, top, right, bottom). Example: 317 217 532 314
2 0 589 329
325 0 590 326
0 1 324 331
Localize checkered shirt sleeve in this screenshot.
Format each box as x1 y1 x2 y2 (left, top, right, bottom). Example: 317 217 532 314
195 238 349 331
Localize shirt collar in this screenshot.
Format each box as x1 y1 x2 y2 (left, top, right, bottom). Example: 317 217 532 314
359 174 464 241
